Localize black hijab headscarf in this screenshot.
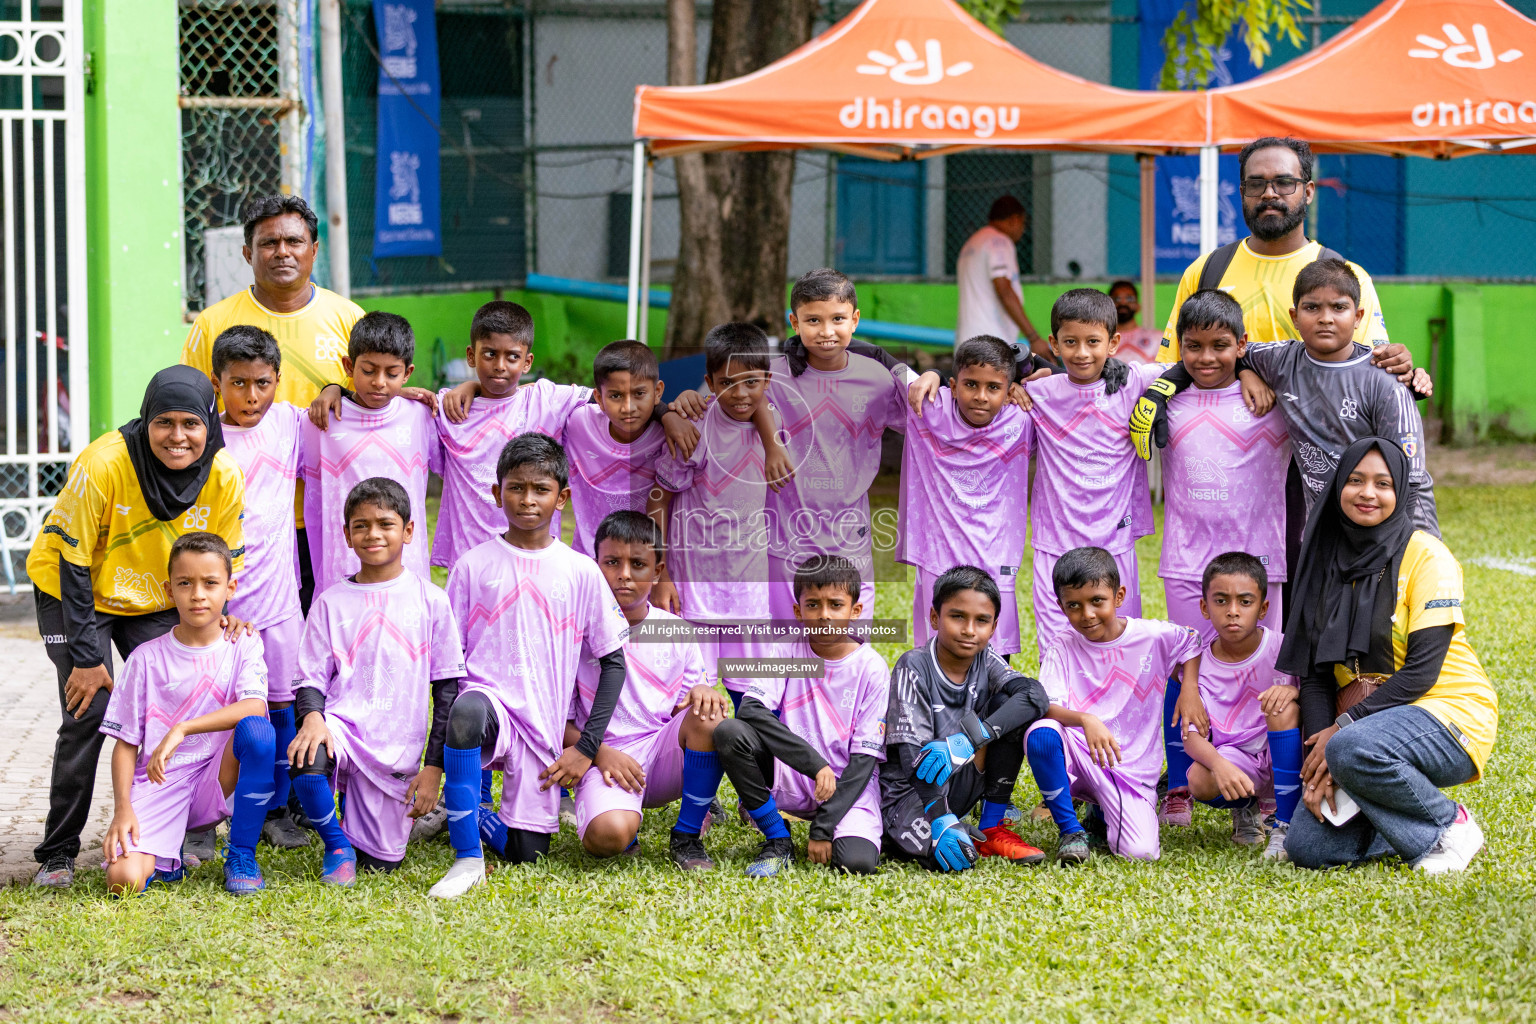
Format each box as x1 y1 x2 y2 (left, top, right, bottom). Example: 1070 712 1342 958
120 365 225 522
1277 437 1418 677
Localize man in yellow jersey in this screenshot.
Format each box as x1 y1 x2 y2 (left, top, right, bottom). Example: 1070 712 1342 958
181 195 362 614
1159 137 1389 358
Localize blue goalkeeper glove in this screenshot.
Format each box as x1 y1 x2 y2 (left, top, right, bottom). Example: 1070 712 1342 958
914 713 997 786
929 813 978 872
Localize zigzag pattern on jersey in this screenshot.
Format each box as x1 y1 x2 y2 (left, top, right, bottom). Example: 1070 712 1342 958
304 429 432 479
227 444 302 492
779 676 855 743
908 413 1031 465
1203 668 1271 737
329 591 435 668
1031 399 1132 443
683 447 769 499
459 570 589 648
778 390 890 447
438 413 527 458
141 649 239 734
1076 660 1164 713
1169 405 1289 451
577 649 686 722
574 447 660 489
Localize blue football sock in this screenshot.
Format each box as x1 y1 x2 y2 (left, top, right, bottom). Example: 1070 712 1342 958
444 746 484 859
978 800 1008 831
1025 727 1083 835
673 749 725 835
477 806 508 859
1268 727 1304 825
268 706 296 814
747 797 791 840
1203 795 1257 810
291 772 349 851
728 688 745 716
228 716 277 855
480 769 495 807
1163 676 1193 792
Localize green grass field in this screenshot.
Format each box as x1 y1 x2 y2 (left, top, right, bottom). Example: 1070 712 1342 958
3 483 1535 1022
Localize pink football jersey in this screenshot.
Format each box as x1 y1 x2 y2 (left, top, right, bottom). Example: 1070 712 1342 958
744 640 890 773
571 607 706 752
1197 626 1296 752
223 402 304 628
564 403 667 558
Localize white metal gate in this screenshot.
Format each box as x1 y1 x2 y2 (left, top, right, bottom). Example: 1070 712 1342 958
0 0 89 589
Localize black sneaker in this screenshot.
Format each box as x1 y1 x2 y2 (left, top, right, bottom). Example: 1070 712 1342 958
745 836 795 878
182 827 219 869
32 853 75 888
669 829 715 871
261 807 313 849
1057 831 1092 865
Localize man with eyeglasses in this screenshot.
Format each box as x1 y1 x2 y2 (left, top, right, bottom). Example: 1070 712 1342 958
1157 136 1389 360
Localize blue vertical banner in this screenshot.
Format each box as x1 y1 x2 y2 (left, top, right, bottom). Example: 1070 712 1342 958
1138 0 1261 272
372 0 442 258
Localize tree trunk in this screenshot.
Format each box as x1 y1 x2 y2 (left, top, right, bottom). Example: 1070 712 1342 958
662 0 817 358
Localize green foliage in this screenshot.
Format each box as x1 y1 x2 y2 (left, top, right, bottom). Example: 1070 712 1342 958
957 0 1024 35
1160 0 1311 90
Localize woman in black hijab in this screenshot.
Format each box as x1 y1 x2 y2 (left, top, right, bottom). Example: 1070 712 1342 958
1280 437 1496 874
24 366 248 888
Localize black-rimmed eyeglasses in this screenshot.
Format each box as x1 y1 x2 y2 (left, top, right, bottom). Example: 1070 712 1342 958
1240 176 1308 198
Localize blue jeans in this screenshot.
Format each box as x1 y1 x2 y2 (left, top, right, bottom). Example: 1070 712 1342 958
1286 705 1476 868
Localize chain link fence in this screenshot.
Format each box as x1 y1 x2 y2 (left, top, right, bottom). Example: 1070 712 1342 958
177 0 1536 313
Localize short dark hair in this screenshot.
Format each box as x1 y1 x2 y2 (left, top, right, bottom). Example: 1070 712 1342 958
470 300 534 348
704 321 770 377
348 310 415 363
1292 257 1360 306
792 555 861 603
1052 546 1120 597
593 339 659 388
496 432 568 490
242 194 319 247
1108 280 1138 296
790 267 858 313
168 530 233 577
594 510 663 558
1238 136 1314 183
211 324 281 377
931 565 1002 616
1051 288 1118 338
988 195 1025 222
344 476 412 523
1176 289 1246 343
1201 551 1268 597
953 335 1015 377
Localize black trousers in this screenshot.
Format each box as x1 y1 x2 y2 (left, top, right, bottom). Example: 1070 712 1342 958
33 591 178 862
714 719 880 874
1282 460 1305 612
296 526 316 616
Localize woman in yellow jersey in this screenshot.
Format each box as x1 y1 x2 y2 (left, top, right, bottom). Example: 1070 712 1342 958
1278 438 1496 874
26 366 246 888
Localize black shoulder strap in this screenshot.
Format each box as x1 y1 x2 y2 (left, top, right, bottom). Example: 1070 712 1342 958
1316 245 1344 265
1196 239 1244 293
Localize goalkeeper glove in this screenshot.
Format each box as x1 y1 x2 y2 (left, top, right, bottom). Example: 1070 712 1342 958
928 813 979 872
1129 376 1178 461
914 713 997 786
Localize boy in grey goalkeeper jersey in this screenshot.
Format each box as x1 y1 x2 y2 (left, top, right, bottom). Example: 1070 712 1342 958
881 567 1050 871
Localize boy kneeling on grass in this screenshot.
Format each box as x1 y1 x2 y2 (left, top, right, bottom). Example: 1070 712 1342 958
100 533 274 896
712 556 891 877
881 566 1051 872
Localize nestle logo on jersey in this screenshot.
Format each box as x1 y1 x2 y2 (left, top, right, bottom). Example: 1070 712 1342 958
1188 488 1229 501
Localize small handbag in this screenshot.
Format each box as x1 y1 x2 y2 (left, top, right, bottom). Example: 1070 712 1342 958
1337 672 1388 715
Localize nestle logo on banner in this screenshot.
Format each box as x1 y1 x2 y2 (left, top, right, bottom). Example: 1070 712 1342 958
383 56 417 79
1406 22 1534 128
388 150 424 226
841 37 1016 138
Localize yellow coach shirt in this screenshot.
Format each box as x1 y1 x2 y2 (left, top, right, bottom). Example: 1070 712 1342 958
1159 239 1390 360
1331 531 1498 780
181 284 363 409
27 432 246 616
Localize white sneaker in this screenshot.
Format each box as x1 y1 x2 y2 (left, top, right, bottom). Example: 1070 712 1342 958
428 856 487 899
559 793 577 829
1413 804 1484 875
1261 821 1290 861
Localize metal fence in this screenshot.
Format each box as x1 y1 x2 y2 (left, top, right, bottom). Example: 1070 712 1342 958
177 0 1536 314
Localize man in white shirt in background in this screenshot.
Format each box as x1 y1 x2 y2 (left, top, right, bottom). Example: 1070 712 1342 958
954 195 1047 358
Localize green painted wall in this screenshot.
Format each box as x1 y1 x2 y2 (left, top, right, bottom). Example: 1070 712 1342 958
83 0 188 437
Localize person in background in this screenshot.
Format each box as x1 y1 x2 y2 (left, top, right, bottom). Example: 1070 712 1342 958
1108 280 1163 365
955 196 1047 360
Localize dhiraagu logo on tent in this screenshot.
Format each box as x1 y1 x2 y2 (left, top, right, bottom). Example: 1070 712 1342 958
1406 22 1533 129
840 36 1018 138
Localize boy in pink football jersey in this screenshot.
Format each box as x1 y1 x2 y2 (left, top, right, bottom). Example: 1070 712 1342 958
899 336 1034 656
713 557 891 877
301 312 437 592
210 325 311 850
287 479 465 885
1024 547 1204 863
1182 553 1303 860
431 434 630 899
99 533 274 896
649 323 777 706
565 512 729 871
1019 290 1169 657
1154 290 1290 827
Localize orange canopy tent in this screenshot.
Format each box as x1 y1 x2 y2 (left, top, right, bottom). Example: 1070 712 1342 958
1206 0 1536 158
625 0 1211 340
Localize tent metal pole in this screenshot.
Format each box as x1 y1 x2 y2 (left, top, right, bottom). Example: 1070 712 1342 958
638 150 655 346
625 140 646 338
1198 145 1219 253
1139 154 1155 334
